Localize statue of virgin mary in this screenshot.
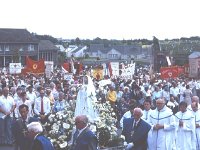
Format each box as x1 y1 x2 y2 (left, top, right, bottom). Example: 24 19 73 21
74 75 98 122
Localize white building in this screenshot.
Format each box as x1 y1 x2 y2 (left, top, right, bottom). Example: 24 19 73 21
66 45 87 57
189 51 200 78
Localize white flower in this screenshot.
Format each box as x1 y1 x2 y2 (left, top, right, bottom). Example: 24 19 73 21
90 125 96 132
63 123 70 129
59 142 68 148
58 135 67 140
52 124 59 131
107 126 111 131
120 135 125 141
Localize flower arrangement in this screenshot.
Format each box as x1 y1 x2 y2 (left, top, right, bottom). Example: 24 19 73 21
44 100 125 149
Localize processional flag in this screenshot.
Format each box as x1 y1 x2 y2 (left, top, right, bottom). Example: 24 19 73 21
62 62 70 73
160 66 179 79
24 56 45 74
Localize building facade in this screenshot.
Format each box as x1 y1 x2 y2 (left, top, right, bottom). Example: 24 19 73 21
0 28 59 67
0 28 39 67
189 51 200 78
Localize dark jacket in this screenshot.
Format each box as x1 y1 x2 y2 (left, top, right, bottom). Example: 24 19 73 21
122 118 151 150
12 117 38 150
71 127 98 150
31 134 55 150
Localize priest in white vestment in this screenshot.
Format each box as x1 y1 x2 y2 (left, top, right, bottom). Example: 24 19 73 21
74 75 98 122
191 102 200 150
187 96 200 111
174 101 196 150
148 98 176 150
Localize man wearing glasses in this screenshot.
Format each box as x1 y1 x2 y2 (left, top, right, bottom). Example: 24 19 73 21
70 115 98 150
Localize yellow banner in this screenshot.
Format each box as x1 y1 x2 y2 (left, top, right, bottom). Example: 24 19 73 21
92 69 103 80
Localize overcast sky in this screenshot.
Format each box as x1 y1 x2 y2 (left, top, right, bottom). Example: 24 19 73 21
0 0 200 40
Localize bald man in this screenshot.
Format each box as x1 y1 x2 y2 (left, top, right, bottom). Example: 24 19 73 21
187 96 200 111
148 98 176 150
122 108 151 150
70 115 98 150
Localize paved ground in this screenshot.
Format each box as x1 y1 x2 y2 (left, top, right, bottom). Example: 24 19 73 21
0 145 15 150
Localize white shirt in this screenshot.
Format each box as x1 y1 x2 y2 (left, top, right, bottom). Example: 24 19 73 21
14 94 21 104
142 109 152 123
16 99 33 118
26 91 37 105
78 125 88 136
161 90 170 101
120 110 132 128
196 81 200 90
170 86 180 97
0 95 15 118
34 96 51 115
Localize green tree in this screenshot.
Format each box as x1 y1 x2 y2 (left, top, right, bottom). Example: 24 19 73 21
75 37 81 45
57 52 66 65
13 49 20 63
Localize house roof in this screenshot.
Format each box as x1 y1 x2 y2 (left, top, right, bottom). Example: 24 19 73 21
189 51 200 59
89 44 104 52
39 40 59 51
72 46 86 53
55 45 65 51
0 28 39 43
87 44 142 54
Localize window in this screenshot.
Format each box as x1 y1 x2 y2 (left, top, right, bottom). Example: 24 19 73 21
108 54 118 59
5 45 9 51
19 47 23 51
28 44 34 51
0 45 2 51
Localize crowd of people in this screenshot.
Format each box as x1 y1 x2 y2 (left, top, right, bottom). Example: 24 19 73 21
0 66 200 150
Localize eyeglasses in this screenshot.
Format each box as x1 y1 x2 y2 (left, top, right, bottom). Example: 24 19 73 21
156 103 165 105
75 120 84 125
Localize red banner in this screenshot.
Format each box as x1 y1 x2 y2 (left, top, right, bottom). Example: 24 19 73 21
160 66 179 79
108 62 112 77
25 56 45 74
178 66 184 74
74 62 83 75
62 63 70 73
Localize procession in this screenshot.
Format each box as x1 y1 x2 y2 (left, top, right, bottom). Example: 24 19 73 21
3 0 200 149
0 54 200 150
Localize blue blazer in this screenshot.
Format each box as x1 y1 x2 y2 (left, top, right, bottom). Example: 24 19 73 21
72 127 98 150
31 134 55 150
122 118 151 150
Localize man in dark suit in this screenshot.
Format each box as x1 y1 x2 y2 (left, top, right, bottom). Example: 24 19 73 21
122 108 151 150
27 122 54 150
12 104 38 150
70 115 98 150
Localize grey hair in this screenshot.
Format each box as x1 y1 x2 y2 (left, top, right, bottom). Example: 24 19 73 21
192 96 199 103
78 115 89 125
27 122 43 133
133 107 143 116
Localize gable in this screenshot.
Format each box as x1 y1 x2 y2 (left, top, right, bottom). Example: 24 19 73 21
0 28 39 43
107 48 121 55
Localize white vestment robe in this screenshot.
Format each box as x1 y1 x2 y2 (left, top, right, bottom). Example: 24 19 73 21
148 106 176 150
174 110 196 150
192 110 200 150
